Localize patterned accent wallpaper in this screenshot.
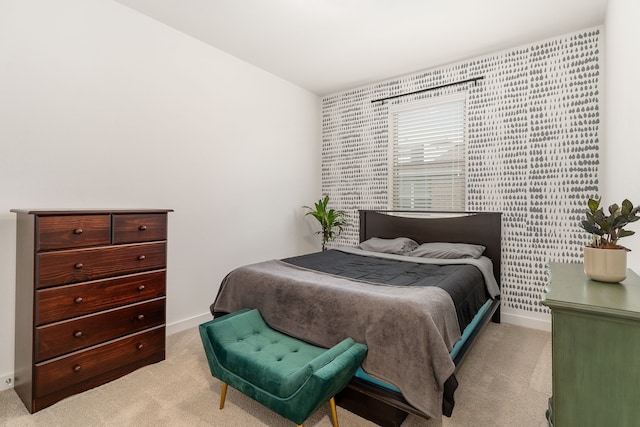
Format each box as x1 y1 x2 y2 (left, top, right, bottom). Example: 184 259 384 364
321 27 601 317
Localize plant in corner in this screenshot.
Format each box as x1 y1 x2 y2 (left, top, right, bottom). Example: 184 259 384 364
579 197 640 282
303 195 347 251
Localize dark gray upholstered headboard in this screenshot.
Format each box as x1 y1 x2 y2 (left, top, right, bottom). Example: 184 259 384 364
359 210 502 288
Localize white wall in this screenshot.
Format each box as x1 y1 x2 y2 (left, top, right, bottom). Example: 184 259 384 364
604 0 640 272
0 0 320 390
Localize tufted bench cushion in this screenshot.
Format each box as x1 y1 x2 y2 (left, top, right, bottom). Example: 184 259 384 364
200 308 367 425
207 308 326 398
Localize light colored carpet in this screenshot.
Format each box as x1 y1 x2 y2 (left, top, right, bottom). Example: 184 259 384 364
0 322 551 427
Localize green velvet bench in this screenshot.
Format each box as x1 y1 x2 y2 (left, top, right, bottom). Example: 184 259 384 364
199 309 367 427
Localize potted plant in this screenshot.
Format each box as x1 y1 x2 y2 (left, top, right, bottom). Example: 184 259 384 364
579 197 640 282
303 195 347 251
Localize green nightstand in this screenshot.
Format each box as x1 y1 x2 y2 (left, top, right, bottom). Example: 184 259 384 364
542 262 640 427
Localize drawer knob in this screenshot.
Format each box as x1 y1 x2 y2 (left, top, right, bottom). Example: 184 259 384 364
139 225 147 231
73 365 81 372
74 263 84 269
73 228 83 235
136 343 144 350
137 314 145 321
74 331 83 338
74 296 83 304
137 285 146 291
138 255 146 261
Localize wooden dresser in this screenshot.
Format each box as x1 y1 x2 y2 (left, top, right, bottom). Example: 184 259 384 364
542 262 640 427
12 209 172 413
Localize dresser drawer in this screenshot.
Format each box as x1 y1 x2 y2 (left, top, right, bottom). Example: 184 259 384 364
36 242 167 288
35 298 165 362
34 326 165 398
112 213 168 244
36 215 111 251
36 271 166 325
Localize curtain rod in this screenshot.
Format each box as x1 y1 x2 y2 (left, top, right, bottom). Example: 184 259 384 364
370 76 484 104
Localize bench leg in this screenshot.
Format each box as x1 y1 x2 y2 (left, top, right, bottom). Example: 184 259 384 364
217 384 337 427
329 397 339 427
220 382 228 409
297 397 338 427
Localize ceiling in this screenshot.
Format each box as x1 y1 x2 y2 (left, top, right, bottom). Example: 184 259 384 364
115 0 608 96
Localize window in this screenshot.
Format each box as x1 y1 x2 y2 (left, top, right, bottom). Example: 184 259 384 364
388 93 467 211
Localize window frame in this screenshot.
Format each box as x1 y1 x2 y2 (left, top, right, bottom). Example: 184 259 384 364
387 92 468 211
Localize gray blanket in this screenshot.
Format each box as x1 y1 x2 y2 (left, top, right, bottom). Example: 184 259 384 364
337 246 500 298
212 259 461 419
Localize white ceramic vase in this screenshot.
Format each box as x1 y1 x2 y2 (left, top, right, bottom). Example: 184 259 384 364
583 246 628 283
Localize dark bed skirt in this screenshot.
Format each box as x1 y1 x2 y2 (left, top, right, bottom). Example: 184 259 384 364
336 374 458 427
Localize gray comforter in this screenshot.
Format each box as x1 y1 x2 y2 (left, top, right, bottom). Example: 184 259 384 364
212 257 463 419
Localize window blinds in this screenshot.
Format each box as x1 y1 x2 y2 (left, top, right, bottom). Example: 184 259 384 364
388 93 467 211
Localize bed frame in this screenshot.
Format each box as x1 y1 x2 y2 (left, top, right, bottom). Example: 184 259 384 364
335 210 502 427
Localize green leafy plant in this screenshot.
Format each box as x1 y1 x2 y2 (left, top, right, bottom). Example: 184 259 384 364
580 197 640 249
303 195 347 251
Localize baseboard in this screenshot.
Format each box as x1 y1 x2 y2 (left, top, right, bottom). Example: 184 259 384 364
166 312 212 336
0 373 14 392
1 311 547 391
502 312 551 332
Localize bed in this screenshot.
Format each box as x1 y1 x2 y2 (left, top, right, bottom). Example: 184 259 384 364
210 210 502 426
